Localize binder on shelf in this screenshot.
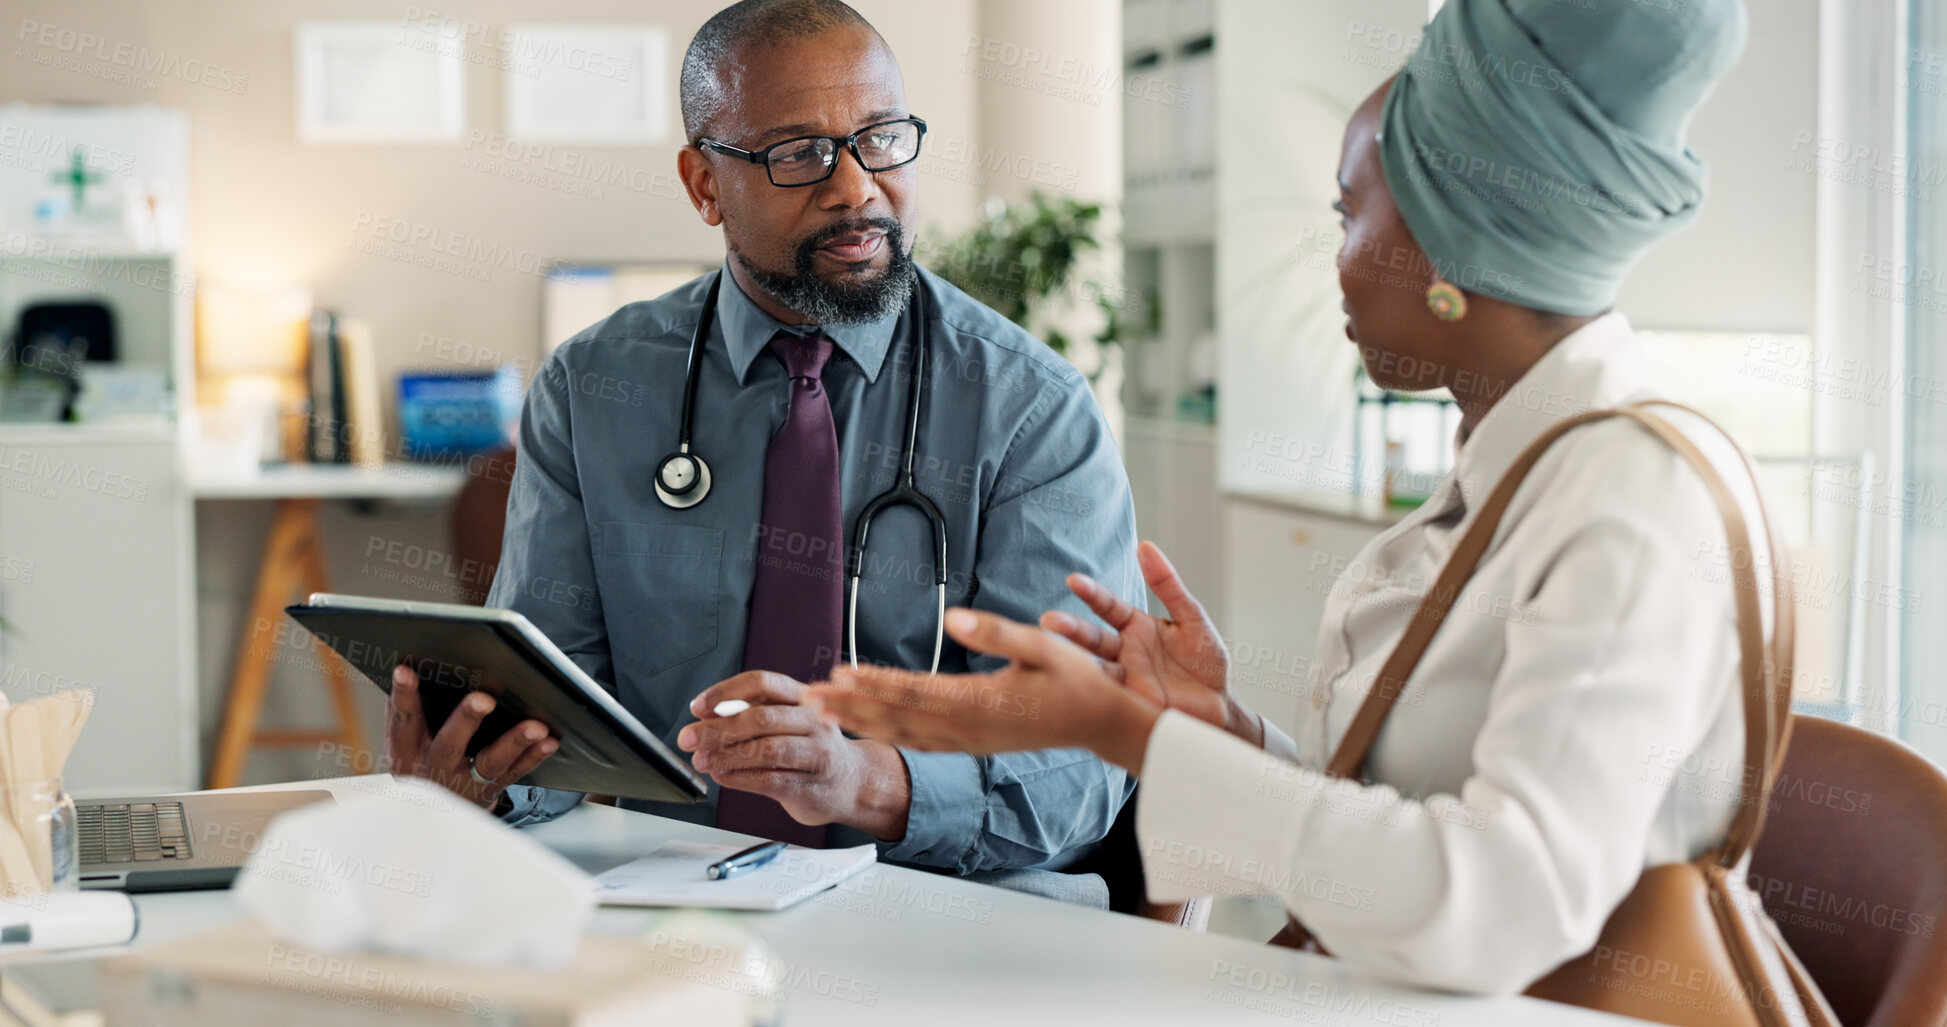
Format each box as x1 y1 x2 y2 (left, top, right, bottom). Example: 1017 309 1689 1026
1169 0 1215 41
1123 0 1168 57
303 308 343 463
337 317 383 467
1176 36 1216 183
303 310 385 465
1173 36 1217 232
1123 47 1167 234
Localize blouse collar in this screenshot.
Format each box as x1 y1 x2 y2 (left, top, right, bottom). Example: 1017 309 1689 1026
1449 312 1658 515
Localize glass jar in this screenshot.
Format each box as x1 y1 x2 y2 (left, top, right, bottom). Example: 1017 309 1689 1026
0 779 78 897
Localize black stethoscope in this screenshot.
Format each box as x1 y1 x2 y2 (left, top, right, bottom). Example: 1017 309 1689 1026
654 271 948 673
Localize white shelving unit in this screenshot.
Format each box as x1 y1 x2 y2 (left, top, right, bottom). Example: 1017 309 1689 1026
1121 417 1221 623
1121 0 1217 423
1120 0 1223 616
0 104 199 795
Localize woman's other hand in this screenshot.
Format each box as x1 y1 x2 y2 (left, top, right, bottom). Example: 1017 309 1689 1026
806 608 1162 774
1043 541 1258 742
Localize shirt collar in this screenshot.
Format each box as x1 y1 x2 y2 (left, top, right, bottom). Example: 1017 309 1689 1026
716 260 900 385
1450 312 1657 512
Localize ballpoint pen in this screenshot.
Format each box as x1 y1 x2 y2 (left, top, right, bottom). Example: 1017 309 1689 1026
706 840 788 880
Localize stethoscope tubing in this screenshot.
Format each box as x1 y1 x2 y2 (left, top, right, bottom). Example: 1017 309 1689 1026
668 269 947 675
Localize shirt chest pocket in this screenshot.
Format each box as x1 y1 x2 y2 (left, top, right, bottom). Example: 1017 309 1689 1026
591 521 723 678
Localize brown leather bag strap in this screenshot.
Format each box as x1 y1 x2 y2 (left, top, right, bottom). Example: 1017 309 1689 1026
1634 400 1800 863
1321 404 1791 870
1323 404 1618 780
1622 408 1789 866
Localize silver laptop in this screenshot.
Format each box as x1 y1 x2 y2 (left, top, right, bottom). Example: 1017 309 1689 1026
77 790 334 892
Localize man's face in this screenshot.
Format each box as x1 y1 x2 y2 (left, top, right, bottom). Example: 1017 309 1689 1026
684 25 919 324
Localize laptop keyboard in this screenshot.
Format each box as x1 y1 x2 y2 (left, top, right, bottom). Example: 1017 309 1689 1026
78 801 193 866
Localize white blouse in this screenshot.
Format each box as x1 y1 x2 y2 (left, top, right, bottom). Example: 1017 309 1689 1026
1136 313 1775 994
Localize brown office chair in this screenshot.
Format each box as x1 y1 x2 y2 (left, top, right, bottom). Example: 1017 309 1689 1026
450 445 621 807
1084 786 1212 930
450 447 518 606
1748 714 1947 1027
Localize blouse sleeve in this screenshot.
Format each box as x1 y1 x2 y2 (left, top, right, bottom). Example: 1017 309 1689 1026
1136 441 1746 994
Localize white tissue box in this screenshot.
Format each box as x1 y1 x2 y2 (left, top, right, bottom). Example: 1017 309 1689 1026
99 921 755 1026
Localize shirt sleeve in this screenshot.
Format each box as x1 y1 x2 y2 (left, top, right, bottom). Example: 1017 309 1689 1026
879 372 1144 872
483 355 610 827
498 782 588 827
1136 451 1742 994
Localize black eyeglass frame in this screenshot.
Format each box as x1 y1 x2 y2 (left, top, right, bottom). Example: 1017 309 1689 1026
697 116 929 187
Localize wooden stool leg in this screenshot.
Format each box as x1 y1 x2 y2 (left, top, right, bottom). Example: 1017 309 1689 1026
207 499 320 789
300 529 371 772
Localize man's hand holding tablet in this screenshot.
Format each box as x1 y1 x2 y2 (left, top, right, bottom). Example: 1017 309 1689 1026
386 664 560 812
291 594 706 811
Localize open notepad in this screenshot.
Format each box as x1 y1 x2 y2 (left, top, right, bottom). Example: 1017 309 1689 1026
592 842 878 911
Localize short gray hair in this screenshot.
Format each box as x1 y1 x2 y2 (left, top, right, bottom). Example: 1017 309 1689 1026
680 0 880 144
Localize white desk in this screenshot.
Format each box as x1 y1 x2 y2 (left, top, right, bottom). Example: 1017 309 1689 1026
93 776 1649 1026
189 461 468 501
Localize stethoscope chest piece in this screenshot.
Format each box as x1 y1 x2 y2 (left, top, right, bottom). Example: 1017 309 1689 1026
654 450 712 508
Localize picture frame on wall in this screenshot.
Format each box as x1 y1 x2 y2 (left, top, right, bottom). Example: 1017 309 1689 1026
543 261 712 359
503 24 668 145
295 21 466 144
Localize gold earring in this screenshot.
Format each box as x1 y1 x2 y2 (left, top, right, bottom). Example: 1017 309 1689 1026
1426 277 1468 321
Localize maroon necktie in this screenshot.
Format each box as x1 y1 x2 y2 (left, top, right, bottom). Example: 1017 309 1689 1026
714 333 839 847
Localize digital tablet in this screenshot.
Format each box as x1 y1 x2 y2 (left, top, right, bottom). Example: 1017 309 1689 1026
284 594 706 804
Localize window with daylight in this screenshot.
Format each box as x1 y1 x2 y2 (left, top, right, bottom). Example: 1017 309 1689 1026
1902 3 1947 757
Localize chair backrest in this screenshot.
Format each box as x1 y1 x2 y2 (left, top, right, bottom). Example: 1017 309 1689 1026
450 447 517 606
1749 714 1947 1027
1083 785 1211 930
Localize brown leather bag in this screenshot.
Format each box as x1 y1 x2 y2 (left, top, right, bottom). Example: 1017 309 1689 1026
1271 403 1839 1027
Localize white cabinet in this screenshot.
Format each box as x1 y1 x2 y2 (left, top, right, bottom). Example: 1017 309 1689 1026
1123 417 1222 623
0 428 197 795
0 104 197 797
1220 497 1386 738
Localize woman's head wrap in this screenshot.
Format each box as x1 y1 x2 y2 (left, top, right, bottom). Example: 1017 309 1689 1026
1378 0 1748 315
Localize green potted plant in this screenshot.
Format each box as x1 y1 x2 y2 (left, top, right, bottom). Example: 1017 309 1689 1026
926 193 1127 377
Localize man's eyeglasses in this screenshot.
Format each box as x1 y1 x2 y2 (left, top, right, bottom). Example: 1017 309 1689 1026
698 116 928 187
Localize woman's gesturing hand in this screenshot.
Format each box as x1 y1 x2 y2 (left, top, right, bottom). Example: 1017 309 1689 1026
805 608 1163 774
1042 541 1250 740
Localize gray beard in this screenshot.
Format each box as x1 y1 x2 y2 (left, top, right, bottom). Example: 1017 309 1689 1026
731 225 915 326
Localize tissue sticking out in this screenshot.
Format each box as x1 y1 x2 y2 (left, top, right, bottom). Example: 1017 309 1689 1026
233 775 595 968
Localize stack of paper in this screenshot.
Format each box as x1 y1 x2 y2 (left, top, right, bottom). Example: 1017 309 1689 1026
593 842 877 911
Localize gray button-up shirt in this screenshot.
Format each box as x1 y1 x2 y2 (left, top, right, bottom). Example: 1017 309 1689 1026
489 263 1142 874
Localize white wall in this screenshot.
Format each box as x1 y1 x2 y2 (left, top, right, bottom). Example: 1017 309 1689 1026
1616 0 1820 334
968 0 1123 205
